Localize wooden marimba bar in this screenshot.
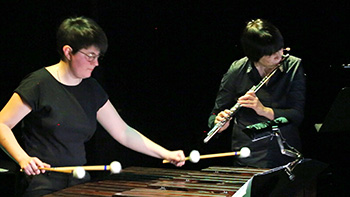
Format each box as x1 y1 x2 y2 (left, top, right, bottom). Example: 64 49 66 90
45 166 268 197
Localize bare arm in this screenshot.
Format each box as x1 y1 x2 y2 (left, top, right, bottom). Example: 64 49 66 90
97 100 185 166
238 91 274 120
0 93 50 175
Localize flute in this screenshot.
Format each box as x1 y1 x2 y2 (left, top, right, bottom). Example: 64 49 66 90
204 52 290 143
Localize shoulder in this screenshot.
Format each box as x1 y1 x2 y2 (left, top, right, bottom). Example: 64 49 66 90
286 55 301 63
16 68 52 91
284 55 302 68
219 57 250 84
20 68 51 84
81 77 109 108
282 55 305 75
80 77 108 96
81 77 103 89
229 57 249 69
14 68 51 109
226 57 250 75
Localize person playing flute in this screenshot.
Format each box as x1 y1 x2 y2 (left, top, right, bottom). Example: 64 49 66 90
208 19 306 168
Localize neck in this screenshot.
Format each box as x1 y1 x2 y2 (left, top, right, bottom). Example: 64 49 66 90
254 62 274 77
56 60 82 86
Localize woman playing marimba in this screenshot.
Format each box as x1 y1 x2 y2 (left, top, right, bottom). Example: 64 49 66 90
0 16 185 196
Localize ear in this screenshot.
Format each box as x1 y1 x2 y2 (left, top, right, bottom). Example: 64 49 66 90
62 45 73 61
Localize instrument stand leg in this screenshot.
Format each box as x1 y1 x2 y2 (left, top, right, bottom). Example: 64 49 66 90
284 157 304 181
272 125 304 181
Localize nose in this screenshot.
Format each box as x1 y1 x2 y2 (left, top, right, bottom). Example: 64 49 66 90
276 49 283 56
273 49 283 61
92 58 99 66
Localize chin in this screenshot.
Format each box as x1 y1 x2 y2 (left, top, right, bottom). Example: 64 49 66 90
81 74 91 79
85 72 93 78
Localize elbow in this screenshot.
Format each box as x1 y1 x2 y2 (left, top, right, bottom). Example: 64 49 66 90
0 122 12 131
274 108 304 126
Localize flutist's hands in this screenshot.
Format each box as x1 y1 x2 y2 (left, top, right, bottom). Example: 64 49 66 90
238 91 262 111
214 90 274 133
238 91 274 120
214 109 232 132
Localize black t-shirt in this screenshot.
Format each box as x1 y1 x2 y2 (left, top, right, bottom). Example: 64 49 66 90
15 68 108 166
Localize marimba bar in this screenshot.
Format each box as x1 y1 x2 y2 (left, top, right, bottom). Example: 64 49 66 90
45 166 269 197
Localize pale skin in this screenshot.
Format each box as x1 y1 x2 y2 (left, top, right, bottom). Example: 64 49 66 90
215 49 283 132
0 45 185 176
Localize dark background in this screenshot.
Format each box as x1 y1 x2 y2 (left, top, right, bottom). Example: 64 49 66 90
0 0 349 193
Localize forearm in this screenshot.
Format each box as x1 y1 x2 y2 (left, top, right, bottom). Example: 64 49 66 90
117 126 169 159
257 106 274 120
0 123 29 165
97 100 172 160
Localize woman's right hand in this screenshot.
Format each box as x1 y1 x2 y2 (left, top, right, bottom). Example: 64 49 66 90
214 109 232 132
19 156 51 175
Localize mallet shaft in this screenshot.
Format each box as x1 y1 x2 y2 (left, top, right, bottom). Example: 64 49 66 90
162 151 241 163
38 165 110 173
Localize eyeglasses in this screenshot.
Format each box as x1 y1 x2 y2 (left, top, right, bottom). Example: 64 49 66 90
78 51 103 62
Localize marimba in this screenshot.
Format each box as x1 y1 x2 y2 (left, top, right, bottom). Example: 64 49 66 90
45 166 268 197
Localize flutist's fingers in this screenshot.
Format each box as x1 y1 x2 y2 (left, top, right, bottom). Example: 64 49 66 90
215 109 232 122
238 91 262 110
214 109 232 132
239 92 266 112
238 92 274 120
238 90 256 102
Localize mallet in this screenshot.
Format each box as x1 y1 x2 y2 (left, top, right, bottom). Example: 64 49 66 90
163 147 251 164
36 161 122 179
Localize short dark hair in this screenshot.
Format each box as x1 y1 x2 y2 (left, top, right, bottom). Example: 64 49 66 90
240 19 284 62
56 16 108 60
